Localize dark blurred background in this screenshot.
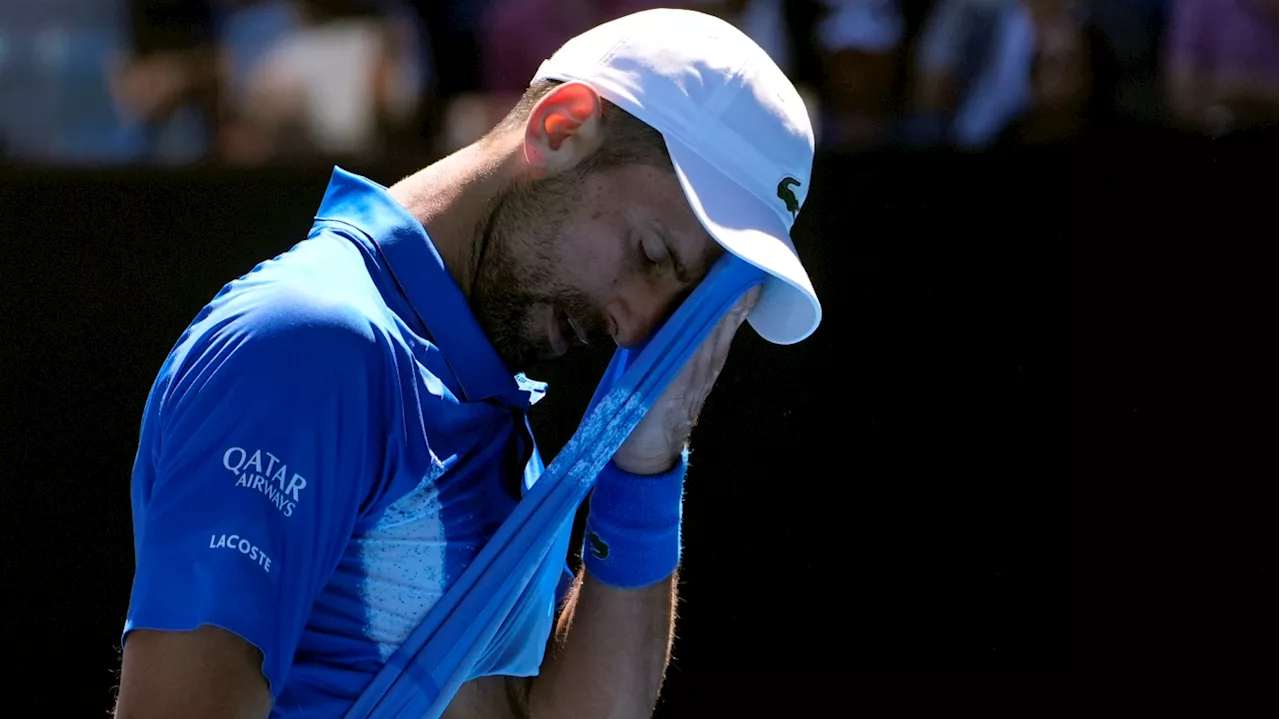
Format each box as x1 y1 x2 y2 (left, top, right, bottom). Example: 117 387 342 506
0 0 1275 714
0 0 1274 164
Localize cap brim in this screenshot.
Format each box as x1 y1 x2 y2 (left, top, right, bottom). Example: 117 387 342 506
663 134 821 345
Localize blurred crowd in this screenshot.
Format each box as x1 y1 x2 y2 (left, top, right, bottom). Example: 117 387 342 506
0 0 1274 166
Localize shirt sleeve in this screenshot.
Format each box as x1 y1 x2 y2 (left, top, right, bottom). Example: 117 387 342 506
123 296 389 696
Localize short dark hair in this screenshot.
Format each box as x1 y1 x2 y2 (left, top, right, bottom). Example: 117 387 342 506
493 79 674 173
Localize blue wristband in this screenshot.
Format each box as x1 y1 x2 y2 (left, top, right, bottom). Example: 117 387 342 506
583 454 687 588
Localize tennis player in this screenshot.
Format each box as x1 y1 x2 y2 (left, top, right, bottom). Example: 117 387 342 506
114 9 821 719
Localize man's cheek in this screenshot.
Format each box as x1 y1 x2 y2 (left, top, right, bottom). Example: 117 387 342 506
560 236 625 295
521 310 552 348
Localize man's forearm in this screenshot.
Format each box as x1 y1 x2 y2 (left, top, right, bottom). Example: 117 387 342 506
518 286 756 719
526 569 677 719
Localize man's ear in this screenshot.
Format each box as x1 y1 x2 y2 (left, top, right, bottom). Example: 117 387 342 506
523 82 604 177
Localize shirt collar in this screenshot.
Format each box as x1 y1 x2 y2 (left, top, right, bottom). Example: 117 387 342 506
314 166 531 409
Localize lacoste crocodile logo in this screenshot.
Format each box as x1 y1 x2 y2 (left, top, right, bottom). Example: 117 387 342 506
777 177 801 218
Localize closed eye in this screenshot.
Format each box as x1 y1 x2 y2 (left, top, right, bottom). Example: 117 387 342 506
639 233 670 269
633 226 689 284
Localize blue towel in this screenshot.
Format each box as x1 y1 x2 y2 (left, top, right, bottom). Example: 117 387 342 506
343 254 766 719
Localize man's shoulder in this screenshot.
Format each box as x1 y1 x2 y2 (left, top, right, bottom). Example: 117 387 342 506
199 237 394 351
157 245 399 407
193 285 377 363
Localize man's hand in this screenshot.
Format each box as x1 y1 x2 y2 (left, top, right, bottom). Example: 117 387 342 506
612 285 762 475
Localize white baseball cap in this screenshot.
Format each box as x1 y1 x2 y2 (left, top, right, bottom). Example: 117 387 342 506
532 8 821 345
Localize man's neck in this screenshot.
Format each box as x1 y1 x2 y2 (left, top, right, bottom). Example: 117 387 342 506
387 140 515 298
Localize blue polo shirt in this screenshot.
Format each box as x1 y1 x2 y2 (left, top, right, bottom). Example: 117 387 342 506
123 167 575 717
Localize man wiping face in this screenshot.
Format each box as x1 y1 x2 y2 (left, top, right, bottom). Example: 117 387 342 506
466 81 724 374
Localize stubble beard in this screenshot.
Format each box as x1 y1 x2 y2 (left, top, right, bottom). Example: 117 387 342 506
468 171 587 375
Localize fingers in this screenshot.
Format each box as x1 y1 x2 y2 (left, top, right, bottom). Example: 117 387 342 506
686 283 763 404
739 284 763 314
644 284 763 448
707 283 761 361
665 284 763 394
